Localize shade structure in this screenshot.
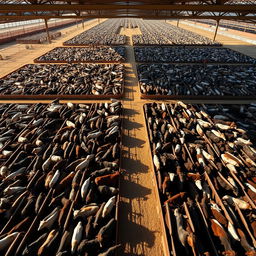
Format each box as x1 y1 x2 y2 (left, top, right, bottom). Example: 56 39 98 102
0 0 255 23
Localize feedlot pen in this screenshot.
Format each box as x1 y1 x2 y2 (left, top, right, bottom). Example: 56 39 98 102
0 19 256 256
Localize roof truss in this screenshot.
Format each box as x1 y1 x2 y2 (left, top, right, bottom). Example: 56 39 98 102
0 0 255 22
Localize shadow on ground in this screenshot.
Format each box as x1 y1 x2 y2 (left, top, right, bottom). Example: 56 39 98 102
121 154 148 174
122 115 143 130
120 177 151 200
123 87 136 101
121 107 144 148
122 134 144 149
118 201 156 256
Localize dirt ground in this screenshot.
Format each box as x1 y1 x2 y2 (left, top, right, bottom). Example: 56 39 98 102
0 19 256 256
118 28 165 256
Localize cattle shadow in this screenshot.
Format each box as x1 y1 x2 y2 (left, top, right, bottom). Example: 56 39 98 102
117 201 156 256
122 116 143 130
119 178 151 200
121 153 148 175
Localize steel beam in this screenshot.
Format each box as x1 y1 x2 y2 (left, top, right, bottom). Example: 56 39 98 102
0 4 256 12
0 15 255 20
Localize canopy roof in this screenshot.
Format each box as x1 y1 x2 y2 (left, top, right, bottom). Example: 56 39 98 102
0 0 255 23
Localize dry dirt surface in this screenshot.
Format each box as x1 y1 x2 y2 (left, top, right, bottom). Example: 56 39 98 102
118 28 165 256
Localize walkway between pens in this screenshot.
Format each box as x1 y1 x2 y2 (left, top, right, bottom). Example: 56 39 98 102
118 28 164 256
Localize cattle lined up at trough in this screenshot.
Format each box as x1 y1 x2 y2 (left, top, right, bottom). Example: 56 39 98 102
145 102 256 256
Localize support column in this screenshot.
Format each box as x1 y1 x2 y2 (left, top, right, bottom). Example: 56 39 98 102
213 20 220 41
44 19 51 44
177 19 180 27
